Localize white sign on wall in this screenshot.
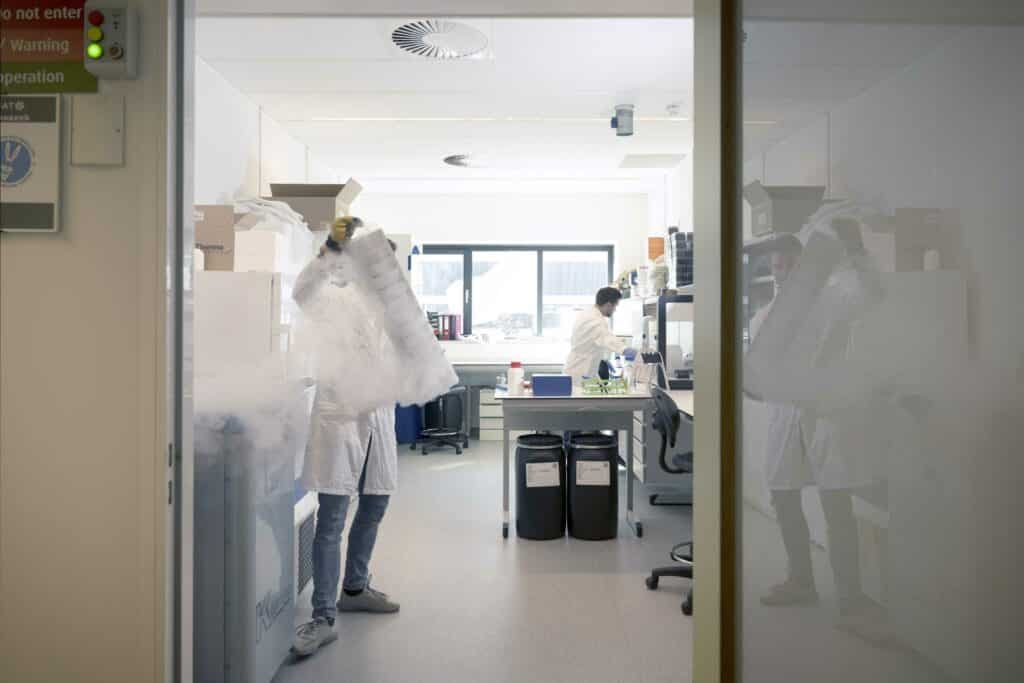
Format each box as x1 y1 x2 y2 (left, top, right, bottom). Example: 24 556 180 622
1 94 60 232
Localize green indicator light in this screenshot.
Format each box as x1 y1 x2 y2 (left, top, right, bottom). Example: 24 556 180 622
87 43 103 59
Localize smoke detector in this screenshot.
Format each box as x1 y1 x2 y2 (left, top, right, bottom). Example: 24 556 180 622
392 20 489 60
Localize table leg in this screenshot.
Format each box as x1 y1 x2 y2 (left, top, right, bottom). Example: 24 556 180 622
502 425 510 539
626 419 642 537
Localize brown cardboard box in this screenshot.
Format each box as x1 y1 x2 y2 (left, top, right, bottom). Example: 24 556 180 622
194 205 237 271
267 178 363 233
877 208 961 271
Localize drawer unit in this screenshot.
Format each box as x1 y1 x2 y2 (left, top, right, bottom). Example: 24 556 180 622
480 416 503 432
479 403 504 418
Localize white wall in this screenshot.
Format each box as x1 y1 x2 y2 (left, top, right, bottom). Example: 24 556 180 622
194 57 261 203
355 192 651 273
194 57 336 204
259 109 308 196
0 1 174 681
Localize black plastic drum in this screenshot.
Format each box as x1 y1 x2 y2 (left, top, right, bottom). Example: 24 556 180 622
515 433 566 540
567 433 619 540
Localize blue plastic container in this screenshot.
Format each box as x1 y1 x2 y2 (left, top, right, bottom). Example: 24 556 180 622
532 374 573 397
394 403 422 444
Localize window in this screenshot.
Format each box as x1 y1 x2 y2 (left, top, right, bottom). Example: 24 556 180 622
412 253 464 318
541 251 612 339
417 245 614 339
471 251 538 338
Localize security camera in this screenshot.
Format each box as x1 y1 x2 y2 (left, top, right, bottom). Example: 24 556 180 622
611 105 635 137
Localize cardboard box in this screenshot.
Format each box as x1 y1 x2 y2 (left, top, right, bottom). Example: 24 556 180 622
268 178 363 232
876 208 961 272
648 236 666 260
194 205 237 271
743 181 825 236
234 230 287 273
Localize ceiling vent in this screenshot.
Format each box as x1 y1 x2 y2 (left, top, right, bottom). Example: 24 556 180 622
392 20 489 60
391 19 487 59
443 154 474 168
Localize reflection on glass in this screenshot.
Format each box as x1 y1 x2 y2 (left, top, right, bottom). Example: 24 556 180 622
739 7 1023 683
472 251 539 338
542 251 610 339
413 253 464 318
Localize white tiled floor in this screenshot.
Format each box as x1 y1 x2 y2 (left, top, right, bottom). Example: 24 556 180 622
273 440 694 683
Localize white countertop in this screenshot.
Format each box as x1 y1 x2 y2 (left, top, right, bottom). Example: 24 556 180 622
495 386 694 417
439 340 568 366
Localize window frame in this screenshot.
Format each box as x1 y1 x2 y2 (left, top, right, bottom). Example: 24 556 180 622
421 244 615 336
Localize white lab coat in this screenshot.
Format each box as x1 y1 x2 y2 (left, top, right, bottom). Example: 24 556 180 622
563 305 628 383
302 402 397 496
293 252 399 496
749 302 812 490
799 269 882 490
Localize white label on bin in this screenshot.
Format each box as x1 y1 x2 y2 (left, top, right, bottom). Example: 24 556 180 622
577 461 611 487
526 462 560 488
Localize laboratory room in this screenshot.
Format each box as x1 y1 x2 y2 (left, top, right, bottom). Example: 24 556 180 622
189 13 696 683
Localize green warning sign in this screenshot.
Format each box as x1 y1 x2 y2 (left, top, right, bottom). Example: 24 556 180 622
1 1 98 94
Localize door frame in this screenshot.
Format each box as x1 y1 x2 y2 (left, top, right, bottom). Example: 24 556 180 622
174 3 732 682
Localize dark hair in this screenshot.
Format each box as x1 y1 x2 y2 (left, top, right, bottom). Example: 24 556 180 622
596 287 623 307
771 234 803 257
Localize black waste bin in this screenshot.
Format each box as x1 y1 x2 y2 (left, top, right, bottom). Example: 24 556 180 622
515 433 566 540
567 433 619 540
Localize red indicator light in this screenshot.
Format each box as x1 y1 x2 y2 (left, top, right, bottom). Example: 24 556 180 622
88 10 105 26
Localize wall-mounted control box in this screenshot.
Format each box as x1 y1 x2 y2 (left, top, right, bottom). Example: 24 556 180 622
83 5 138 79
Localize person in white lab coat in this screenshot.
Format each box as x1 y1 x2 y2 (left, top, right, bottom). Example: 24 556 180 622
290 218 401 658
751 225 882 622
564 287 637 384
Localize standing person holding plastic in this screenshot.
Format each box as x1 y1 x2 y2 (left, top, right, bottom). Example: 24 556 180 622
563 286 637 385
290 217 400 658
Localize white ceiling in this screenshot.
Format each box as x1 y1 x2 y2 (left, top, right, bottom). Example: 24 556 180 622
196 16 962 179
197 17 694 180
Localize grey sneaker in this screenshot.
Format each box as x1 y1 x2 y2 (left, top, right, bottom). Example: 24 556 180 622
759 579 819 606
337 583 400 614
291 617 338 657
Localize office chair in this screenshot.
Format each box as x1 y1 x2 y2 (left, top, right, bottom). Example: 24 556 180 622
412 385 470 455
644 386 695 615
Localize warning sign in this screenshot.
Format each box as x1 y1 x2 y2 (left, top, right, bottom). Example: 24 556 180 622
0 1 98 93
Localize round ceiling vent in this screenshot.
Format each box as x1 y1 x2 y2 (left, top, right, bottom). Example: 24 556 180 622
392 20 488 60
443 154 473 168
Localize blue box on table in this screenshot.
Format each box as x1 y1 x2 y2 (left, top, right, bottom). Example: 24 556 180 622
531 374 573 397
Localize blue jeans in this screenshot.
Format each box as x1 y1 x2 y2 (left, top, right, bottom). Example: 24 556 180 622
311 445 390 622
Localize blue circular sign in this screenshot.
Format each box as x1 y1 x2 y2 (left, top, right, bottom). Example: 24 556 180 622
1 136 35 188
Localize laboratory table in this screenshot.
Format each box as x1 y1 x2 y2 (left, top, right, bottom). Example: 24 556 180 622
495 388 654 538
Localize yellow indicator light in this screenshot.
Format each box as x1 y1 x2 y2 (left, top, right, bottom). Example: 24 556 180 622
87 43 103 59
87 27 104 42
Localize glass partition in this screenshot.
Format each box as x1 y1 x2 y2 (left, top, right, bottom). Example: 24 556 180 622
737 4 1023 681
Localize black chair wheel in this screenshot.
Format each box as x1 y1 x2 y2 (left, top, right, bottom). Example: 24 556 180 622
410 443 417 451
645 575 659 590
463 439 470 448
455 446 463 455
422 448 429 456
502 526 509 539
636 522 644 538
682 595 693 616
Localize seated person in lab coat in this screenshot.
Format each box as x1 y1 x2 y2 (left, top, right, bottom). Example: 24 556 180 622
291 219 401 659
564 287 637 384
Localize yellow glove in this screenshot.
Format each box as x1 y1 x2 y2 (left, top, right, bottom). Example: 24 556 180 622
326 216 362 252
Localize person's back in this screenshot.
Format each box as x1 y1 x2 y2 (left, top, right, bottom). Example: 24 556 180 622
563 287 632 383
